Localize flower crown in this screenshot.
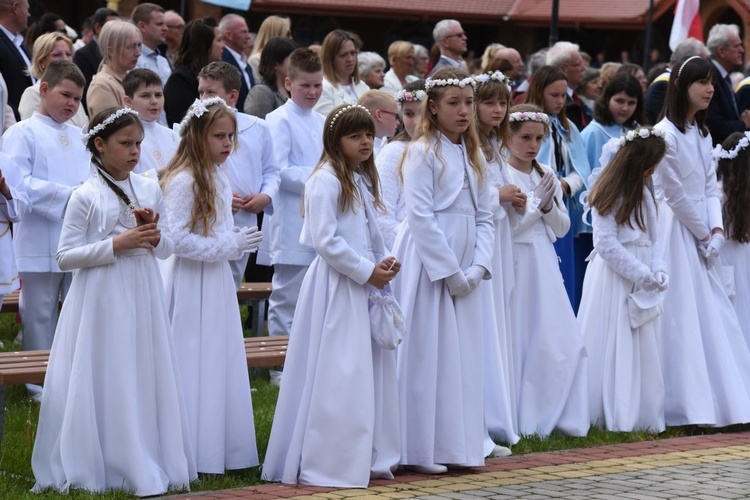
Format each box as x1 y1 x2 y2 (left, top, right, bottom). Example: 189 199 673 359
395 89 427 102
81 108 139 144
328 104 371 131
713 130 750 161
508 111 549 125
424 76 477 91
178 97 233 137
473 71 512 92
617 127 666 147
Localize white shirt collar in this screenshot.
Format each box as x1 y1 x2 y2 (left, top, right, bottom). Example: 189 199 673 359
711 58 729 79
225 45 247 66
0 23 20 44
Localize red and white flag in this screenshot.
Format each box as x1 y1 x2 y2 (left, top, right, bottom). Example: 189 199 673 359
669 0 703 50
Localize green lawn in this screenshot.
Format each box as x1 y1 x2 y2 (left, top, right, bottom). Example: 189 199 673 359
0 310 746 498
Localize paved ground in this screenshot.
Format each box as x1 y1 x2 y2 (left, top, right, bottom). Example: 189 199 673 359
165 433 750 499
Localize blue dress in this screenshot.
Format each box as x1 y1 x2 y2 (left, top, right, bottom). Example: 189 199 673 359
537 116 592 311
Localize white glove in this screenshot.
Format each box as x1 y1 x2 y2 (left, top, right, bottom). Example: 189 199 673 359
534 172 556 211
464 265 485 292
640 273 660 292
236 226 263 251
698 233 724 268
446 271 471 297
654 271 669 292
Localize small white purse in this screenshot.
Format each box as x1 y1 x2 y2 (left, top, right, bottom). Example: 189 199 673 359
626 288 664 330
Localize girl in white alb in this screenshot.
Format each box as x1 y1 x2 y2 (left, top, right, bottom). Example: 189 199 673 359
392 67 494 474
263 104 401 487
160 98 264 473
504 104 589 438
579 128 668 432
652 56 750 426
31 107 196 496
716 131 750 343
473 71 521 451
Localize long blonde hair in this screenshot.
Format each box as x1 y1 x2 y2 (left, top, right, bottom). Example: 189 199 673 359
161 103 238 236
400 67 484 184
312 104 384 214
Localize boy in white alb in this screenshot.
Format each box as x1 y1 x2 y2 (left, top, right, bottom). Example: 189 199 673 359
0 61 90 398
260 49 324 380
357 90 399 157
197 61 281 289
123 68 178 180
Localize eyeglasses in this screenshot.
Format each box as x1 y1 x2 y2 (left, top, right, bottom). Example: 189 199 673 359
167 24 185 31
444 32 466 39
379 110 399 118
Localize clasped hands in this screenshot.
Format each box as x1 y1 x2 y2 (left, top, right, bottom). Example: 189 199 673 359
113 207 161 253
368 256 401 289
697 232 725 269
446 265 485 297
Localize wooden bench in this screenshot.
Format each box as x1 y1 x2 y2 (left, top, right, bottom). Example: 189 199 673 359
2 281 273 336
0 335 288 441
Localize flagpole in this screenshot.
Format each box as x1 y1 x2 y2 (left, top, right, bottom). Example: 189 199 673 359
643 0 654 71
549 0 560 46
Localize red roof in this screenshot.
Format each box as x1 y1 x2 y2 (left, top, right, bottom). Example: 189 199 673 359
250 0 676 27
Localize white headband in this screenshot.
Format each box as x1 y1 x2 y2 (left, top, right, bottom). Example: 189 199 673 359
677 56 701 78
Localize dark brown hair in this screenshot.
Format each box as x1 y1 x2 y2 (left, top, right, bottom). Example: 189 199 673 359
525 65 570 132
659 56 712 135
589 131 666 231
717 132 750 243
594 73 643 127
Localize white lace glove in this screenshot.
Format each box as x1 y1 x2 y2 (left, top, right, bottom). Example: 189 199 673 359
640 273 661 292
464 265 485 293
235 226 263 251
534 172 556 211
446 271 471 297
654 271 669 292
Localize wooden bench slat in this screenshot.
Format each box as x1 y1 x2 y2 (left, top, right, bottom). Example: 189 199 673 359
2 282 274 314
0 336 288 384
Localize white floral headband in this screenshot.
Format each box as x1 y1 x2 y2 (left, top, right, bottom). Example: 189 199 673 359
713 130 750 161
508 111 549 125
617 127 666 147
424 76 477 91
473 71 512 92
328 104 371 131
395 89 427 102
178 97 234 137
81 108 139 144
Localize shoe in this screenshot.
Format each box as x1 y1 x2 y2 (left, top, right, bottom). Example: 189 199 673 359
487 444 512 458
269 375 282 388
408 464 448 474
29 392 42 404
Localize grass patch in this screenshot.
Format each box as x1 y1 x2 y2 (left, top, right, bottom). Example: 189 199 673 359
1 310 749 497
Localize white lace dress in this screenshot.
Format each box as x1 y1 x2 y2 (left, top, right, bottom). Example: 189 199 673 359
161 167 259 473
32 174 196 496
578 189 666 432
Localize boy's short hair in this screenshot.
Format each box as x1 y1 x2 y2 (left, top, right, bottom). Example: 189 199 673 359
41 60 85 89
197 61 242 94
287 48 322 79
131 3 165 25
122 68 162 97
358 90 395 112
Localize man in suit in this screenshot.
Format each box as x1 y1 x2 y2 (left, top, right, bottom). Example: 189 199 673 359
547 41 587 130
706 24 750 145
73 7 119 112
0 0 31 120
429 19 467 76
219 13 254 112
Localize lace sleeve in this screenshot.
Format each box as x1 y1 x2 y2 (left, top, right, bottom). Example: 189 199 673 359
163 172 246 262
592 207 652 284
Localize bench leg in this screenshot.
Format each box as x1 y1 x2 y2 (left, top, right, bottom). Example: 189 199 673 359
251 299 266 337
